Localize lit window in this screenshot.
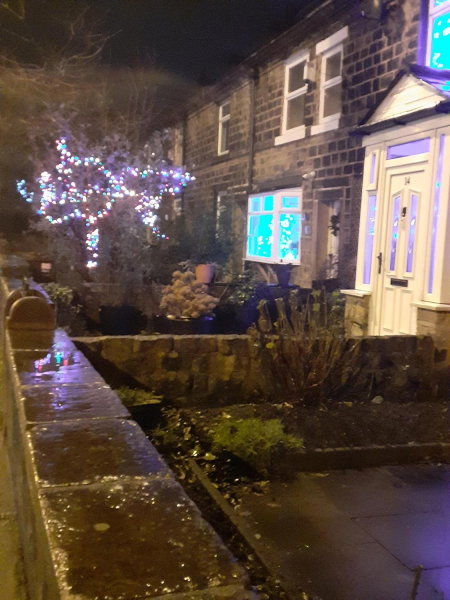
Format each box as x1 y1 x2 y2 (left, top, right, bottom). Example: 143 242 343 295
428 134 445 294
218 102 230 155
246 189 302 264
363 195 377 285
275 51 310 146
428 0 450 69
312 27 348 136
387 138 431 159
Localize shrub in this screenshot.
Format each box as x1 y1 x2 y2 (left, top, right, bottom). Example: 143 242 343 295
160 269 218 318
250 290 360 405
115 387 162 408
41 282 74 307
212 417 303 475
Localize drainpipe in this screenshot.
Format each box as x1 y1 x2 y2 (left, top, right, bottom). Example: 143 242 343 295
247 67 258 194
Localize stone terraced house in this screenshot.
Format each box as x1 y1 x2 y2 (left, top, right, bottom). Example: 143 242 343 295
168 0 450 345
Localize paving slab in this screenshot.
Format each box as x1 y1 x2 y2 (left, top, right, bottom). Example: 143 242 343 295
29 418 170 486
417 567 450 599
233 466 450 600
356 511 450 570
13 350 105 387
40 478 246 599
20 384 130 425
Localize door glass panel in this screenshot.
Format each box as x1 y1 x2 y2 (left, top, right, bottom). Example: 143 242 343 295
389 195 401 271
247 215 273 259
363 195 377 285
278 213 301 261
406 193 418 274
387 138 430 160
369 152 377 185
429 134 446 293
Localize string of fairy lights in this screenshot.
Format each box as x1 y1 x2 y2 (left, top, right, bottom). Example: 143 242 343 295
18 139 194 269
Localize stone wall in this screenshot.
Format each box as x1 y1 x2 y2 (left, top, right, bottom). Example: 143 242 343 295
0 274 253 600
74 332 444 406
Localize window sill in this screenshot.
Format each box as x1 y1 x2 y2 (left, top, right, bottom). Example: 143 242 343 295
341 289 372 298
275 126 306 146
413 301 450 312
245 257 301 266
311 119 340 136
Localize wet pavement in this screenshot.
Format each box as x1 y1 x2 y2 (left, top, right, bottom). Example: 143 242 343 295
235 465 450 600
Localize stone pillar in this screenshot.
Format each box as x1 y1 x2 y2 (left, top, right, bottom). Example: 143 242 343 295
417 307 450 357
342 292 371 337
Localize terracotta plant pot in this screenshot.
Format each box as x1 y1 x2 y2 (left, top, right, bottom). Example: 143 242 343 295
195 264 215 284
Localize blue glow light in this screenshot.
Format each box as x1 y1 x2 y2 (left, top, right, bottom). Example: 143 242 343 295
430 10 450 69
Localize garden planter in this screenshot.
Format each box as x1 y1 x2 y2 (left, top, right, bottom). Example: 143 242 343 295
154 314 215 335
234 305 259 333
99 305 146 335
195 264 215 284
273 263 293 287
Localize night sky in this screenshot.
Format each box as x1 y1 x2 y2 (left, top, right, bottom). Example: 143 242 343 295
0 0 318 83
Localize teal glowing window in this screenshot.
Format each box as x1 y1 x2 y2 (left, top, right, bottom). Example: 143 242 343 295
278 214 301 261
264 196 274 211
282 196 300 209
251 197 261 212
430 9 450 69
247 214 274 259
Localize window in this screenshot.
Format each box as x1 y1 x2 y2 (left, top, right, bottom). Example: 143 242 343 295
218 102 230 155
215 191 226 232
275 51 309 146
428 0 450 69
312 27 348 136
246 189 302 264
387 138 431 159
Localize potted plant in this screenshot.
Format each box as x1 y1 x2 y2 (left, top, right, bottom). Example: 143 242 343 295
183 209 235 284
218 270 266 333
155 269 219 334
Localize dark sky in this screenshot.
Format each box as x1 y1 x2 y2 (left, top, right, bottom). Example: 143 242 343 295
0 0 317 83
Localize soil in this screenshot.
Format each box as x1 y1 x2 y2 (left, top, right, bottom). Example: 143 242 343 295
179 400 450 451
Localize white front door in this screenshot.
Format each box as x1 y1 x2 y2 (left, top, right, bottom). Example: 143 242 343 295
375 162 430 335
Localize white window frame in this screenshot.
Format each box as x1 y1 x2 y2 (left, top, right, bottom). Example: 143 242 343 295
275 50 309 146
215 190 226 232
218 101 230 156
312 26 348 136
246 188 303 265
427 0 450 69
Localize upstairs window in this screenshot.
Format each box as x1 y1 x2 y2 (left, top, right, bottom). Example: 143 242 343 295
246 189 302 264
218 102 230 155
276 51 309 146
428 0 450 69
312 27 348 136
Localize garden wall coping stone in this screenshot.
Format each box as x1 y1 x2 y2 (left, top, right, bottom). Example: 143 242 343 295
0 274 253 600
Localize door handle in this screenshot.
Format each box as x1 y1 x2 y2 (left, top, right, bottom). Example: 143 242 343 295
377 252 383 275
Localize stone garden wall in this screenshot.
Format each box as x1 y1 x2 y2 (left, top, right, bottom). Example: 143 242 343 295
74 332 445 406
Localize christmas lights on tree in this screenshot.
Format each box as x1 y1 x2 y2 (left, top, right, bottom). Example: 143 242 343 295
19 138 194 268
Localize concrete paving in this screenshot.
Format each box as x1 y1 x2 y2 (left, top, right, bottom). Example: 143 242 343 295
0 433 28 600
235 465 450 600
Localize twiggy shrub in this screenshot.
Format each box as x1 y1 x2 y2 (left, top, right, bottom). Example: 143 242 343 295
250 290 360 405
212 417 303 475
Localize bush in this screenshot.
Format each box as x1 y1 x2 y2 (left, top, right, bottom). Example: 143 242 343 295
250 289 360 405
212 417 303 475
115 387 162 408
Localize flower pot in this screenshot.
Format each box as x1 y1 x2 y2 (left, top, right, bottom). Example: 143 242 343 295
273 263 293 287
154 314 215 335
100 305 146 336
195 264 215 284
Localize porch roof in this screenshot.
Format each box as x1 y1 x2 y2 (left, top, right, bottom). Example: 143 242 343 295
353 65 450 136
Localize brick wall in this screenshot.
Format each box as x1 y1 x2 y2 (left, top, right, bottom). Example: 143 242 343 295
175 0 423 288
